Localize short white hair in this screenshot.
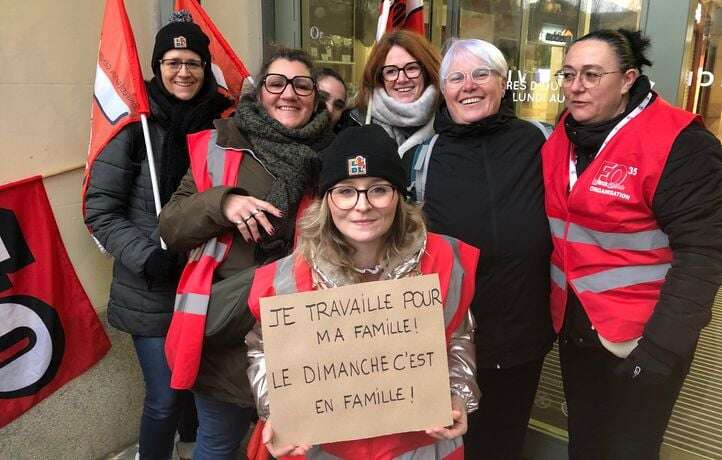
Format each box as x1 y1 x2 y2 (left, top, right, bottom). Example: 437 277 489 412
440 38 508 91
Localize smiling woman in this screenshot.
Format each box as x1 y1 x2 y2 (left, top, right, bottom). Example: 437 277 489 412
83 10 234 460
354 30 441 161
259 60 316 129
159 49 205 101
420 38 555 459
158 46 334 458
440 40 508 125
245 124 481 459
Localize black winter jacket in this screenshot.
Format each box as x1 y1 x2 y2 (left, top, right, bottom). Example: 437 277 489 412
84 95 225 336
422 96 556 369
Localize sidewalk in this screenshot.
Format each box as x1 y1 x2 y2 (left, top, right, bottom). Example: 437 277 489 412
105 441 195 460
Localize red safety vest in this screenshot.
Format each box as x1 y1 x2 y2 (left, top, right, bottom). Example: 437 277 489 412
165 129 315 389
165 129 244 389
247 232 479 460
542 95 698 342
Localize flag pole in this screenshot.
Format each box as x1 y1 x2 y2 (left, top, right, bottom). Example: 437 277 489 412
366 0 393 125
140 113 167 250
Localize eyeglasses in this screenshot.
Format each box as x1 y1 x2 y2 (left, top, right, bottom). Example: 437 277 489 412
444 68 496 87
262 74 316 96
159 59 205 73
380 62 423 82
555 69 620 89
328 184 396 210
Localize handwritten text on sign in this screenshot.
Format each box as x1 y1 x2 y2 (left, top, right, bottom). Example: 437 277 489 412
260 274 452 446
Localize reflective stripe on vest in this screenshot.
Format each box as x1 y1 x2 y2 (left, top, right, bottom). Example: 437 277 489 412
548 217 669 251
174 292 211 315
548 216 671 293
207 131 225 186
550 263 566 289
439 234 464 327
274 254 298 295
572 263 671 294
188 241 228 263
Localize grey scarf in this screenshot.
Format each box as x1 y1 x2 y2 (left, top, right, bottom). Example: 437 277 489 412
233 98 333 257
371 85 438 157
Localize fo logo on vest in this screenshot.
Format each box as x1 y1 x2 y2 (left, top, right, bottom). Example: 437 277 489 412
590 161 638 201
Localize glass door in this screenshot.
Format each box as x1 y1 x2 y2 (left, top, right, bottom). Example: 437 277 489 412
457 0 643 124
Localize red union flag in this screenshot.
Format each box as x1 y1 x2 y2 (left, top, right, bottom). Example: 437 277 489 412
82 0 149 217
379 0 425 37
175 0 251 102
0 176 111 428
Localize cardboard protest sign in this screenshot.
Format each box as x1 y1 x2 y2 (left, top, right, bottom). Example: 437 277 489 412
260 274 452 446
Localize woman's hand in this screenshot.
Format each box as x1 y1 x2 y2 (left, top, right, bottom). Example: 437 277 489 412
222 194 282 242
262 419 311 458
424 395 468 440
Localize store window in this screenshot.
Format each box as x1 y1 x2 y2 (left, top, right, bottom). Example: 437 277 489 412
684 1 722 140
300 0 389 99
457 0 643 124
296 1 642 122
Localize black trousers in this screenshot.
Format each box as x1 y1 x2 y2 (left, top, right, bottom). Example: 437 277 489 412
560 339 691 460
463 357 545 460
177 390 198 442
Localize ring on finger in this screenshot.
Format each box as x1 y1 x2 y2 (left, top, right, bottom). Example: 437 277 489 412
251 208 262 216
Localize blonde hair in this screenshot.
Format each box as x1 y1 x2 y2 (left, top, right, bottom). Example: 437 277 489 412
297 194 426 283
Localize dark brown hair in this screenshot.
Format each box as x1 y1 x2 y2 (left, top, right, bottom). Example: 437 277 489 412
257 47 316 80
574 29 652 73
252 47 319 108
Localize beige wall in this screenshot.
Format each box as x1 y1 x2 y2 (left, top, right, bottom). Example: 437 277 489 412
0 1 262 458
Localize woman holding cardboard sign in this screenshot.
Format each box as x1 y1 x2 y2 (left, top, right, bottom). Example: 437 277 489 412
245 124 480 459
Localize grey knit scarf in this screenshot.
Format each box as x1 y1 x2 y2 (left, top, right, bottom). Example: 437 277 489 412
233 98 333 258
233 98 332 212
371 85 438 157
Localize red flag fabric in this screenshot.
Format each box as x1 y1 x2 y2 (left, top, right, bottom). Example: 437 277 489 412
82 0 149 218
381 0 425 36
175 0 250 102
0 176 111 428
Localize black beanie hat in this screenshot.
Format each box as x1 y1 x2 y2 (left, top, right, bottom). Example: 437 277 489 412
319 124 407 197
151 11 211 78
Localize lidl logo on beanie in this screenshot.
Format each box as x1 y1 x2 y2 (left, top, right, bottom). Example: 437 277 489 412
173 36 187 48
348 156 367 176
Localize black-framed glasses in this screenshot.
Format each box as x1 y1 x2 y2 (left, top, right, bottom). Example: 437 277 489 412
159 59 205 73
555 69 620 89
444 68 497 87
328 184 396 210
262 74 316 96
380 61 423 82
